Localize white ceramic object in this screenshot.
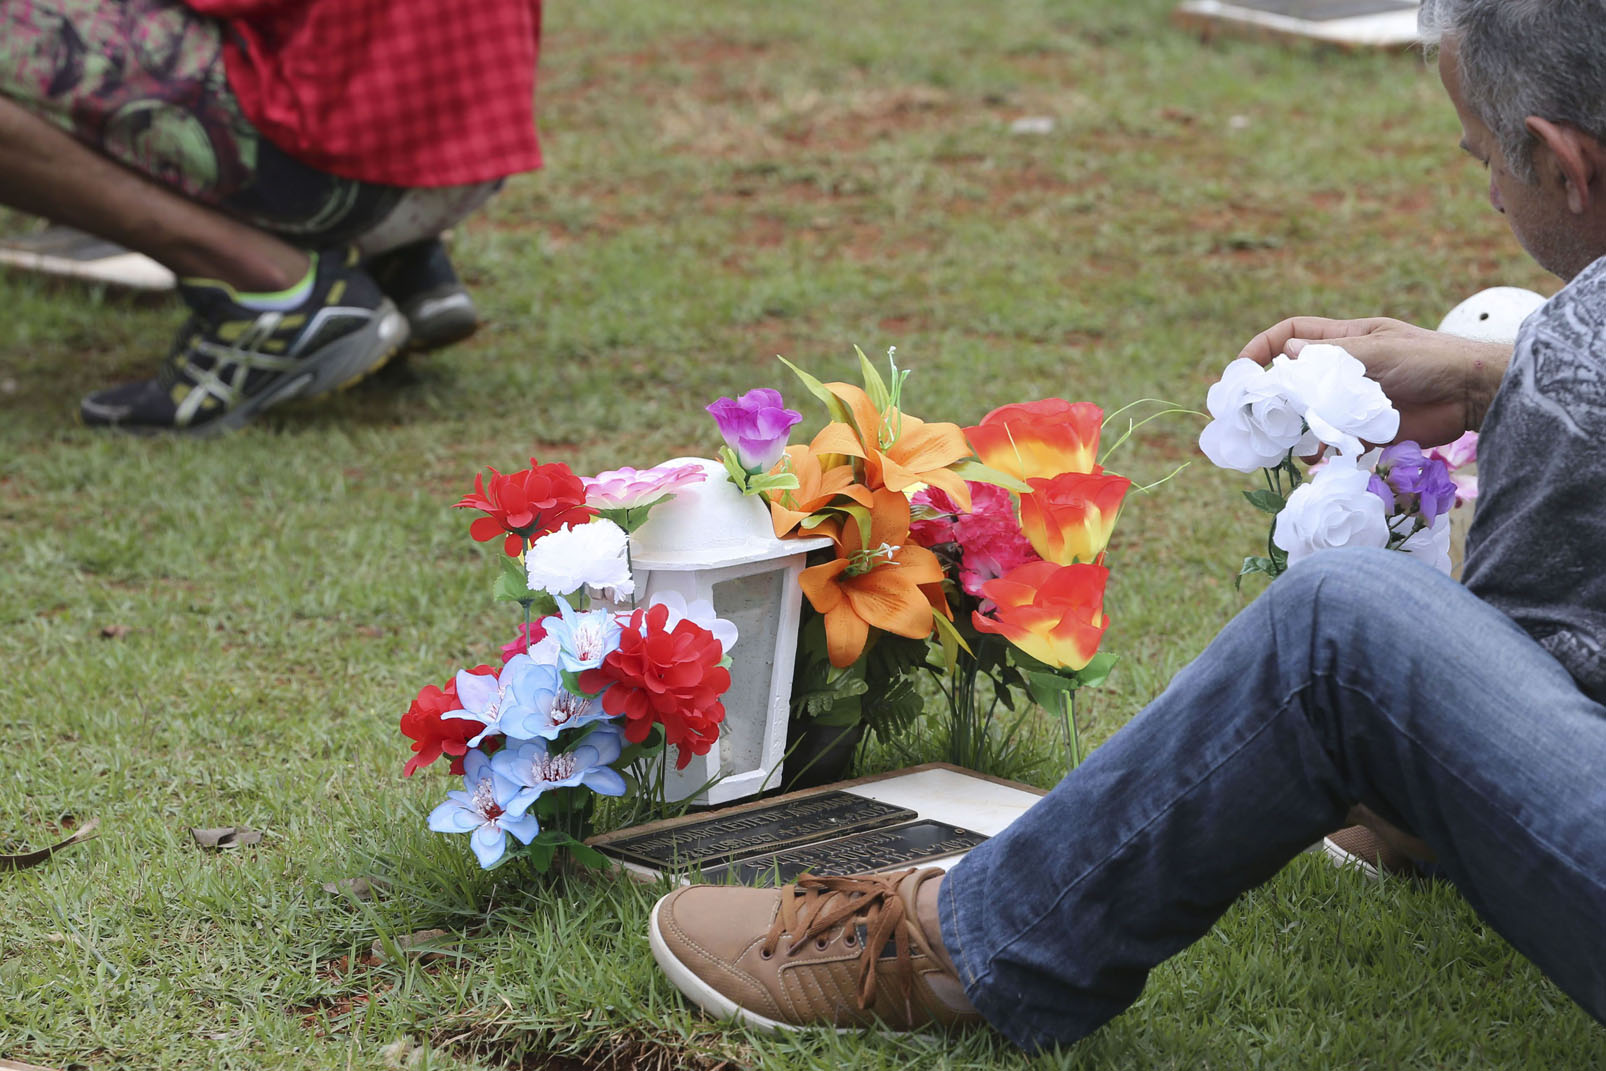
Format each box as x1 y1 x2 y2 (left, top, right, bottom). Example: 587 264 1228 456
617 457 833 805
1437 286 1547 344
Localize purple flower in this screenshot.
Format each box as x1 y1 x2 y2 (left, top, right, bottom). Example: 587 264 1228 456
1378 442 1459 525
706 389 803 473
1366 473 1396 515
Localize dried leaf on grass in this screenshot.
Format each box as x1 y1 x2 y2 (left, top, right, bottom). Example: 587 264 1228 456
0 1058 67 1071
98 624 132 639
190 826 263 849
0 817 100 872
372 928 450 964
322 875 391 900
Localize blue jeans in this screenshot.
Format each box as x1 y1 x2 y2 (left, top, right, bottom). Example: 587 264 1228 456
940 547 1606 1050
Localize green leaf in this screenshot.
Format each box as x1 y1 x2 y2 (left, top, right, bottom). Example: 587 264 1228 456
929 610 972 668
1235 555 1280 591
1070 651 1117 690
494 556 532 603
950 459 1030 493
1243 488 1285 515
1025 669 1075 711
718 445 753 491
854 344 891 413
778 354 851 425
745 472 801 495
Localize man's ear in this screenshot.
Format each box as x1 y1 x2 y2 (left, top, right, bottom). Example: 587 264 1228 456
1526 115 1605 214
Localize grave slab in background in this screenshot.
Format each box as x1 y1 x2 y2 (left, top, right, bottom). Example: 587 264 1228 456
1174 0 1420 49
589 763 1045 886
0 225 174 290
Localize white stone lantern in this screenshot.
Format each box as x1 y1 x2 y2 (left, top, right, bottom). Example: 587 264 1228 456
615 457 833 806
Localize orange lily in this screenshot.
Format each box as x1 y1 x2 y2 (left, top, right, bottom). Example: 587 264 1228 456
798 489 947 667
825 382 973 510
972 561 1109 671
764 426 871 539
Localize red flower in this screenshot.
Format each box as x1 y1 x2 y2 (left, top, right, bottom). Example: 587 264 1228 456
578 604 729 769
454 460 595 557
400 664 499 777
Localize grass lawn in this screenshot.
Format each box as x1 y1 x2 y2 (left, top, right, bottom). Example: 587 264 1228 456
2 1 1600 1068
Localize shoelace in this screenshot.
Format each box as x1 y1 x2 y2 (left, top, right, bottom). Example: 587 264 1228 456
759 869 924 1014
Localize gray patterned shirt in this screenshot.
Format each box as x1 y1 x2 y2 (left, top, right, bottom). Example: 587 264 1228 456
1463 254 1606 702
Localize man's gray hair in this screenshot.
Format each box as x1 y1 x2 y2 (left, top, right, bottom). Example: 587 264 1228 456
1418 0 1606 183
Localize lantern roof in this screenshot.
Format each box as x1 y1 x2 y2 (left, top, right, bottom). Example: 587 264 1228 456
627 457 834 570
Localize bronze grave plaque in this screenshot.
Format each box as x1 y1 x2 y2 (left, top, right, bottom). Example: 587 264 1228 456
594 791 917 871
699 820 989 886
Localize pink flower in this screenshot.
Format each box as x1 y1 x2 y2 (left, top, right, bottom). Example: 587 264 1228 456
1426 431 1478 470
501 620 548 664
909 486 964 547
1426 431 1478 504
582 462 707 511
912 482 1042 596
952 483 1041 596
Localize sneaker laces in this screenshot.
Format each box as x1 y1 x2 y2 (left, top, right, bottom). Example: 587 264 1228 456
760 869 928 1016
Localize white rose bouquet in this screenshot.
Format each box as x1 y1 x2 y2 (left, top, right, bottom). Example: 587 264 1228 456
1199 345 1471 584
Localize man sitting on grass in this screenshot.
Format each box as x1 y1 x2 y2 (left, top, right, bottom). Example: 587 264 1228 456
646 0 1606 1048
0 0 542 434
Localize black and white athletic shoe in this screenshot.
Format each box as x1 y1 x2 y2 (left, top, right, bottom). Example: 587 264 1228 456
80 247 408 435
368 238 479 351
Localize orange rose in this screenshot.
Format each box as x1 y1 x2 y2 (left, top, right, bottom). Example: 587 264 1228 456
965 399 1103 482
971 561 1109 671
1018 471 1130 565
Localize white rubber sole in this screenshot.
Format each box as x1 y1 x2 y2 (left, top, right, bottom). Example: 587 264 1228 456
1321 836 1382 881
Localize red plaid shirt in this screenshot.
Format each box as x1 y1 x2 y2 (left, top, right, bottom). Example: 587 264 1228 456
186 0 542 187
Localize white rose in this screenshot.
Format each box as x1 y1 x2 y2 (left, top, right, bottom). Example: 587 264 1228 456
1392 512 1453 575
525 519 635 600
1268 344 1400 457
1198 358 1318 473
1272 457 1390 567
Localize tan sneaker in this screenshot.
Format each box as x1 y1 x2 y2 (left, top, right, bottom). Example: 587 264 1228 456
649 867 982 1033
1322 824 1423 879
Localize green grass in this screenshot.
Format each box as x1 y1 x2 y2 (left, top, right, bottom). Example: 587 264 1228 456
2 1 1599 1067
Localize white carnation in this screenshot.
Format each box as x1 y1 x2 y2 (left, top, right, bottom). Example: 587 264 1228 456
1199 358 1318 473
525 520 635 600
1272 457 1390 567
1268 345 1399 458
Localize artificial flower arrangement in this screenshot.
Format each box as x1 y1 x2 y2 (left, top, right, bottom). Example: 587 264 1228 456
709 349 1150 775
1199 344 1478 582
400 459 738 871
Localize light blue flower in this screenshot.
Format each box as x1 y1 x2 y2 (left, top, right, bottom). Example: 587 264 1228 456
502 677 616 741
426 751 539 868
491 726 628 819
441 654 549 748
542 597 622 673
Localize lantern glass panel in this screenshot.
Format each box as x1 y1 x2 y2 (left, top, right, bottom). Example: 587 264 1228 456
710 568 786 775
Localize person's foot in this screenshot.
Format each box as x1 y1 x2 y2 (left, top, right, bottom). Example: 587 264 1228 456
1322 825 1425 879
649 868 981 1033
80 247 407 435
367 238 478 350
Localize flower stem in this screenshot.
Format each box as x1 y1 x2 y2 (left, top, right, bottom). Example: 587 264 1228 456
1060 688 1083 774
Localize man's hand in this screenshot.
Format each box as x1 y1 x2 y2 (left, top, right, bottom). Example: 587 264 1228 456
1237 316 1510 447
